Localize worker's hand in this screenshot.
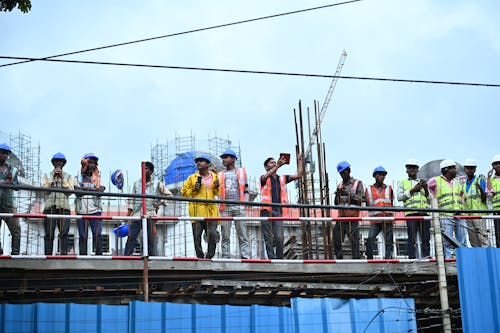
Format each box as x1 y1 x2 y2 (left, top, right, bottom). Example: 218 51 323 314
277 156 287 167
4 172 13 184
214 179 220 189
488 170 493 178
127 208 133 216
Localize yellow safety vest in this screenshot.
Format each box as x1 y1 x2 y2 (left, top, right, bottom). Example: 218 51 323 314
400 179 430 215
435 176 462 215
462 176 487 214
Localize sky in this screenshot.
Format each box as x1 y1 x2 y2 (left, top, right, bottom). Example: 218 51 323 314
2 0 500 198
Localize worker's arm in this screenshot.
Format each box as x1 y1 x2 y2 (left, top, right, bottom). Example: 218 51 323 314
288 154 304 182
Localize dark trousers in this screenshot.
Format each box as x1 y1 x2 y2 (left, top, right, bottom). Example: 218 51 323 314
406 214 430 259
333 221 360 259
366 222 393 259
43 207 70 255
125 217 156 256
0 213 20 255
260 210 284 259
192 220 218 258
77 212 103 255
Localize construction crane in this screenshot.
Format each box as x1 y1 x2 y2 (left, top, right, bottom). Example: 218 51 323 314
303 49 347 161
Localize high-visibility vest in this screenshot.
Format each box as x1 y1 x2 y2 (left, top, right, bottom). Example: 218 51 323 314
366 185 393 217
218 168 247 211
435 176 462 215
337 179 361 217
399 179 430 215
462 176 487 214
490 176 500 210
261 175 289 215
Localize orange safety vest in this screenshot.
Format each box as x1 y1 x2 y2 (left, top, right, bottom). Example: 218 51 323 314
337 179 361 217
366 184 393 218
218 168 247 211
260 175 289 215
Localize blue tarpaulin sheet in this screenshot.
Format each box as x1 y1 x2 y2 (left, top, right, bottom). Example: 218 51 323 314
0 297 416 333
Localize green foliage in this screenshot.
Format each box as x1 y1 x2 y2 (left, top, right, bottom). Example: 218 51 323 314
1 0 32 13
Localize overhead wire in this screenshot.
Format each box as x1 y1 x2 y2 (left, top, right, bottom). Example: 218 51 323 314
0 0 363 68
0 55 498 88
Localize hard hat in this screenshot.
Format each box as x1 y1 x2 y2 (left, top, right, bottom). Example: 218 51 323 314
113 224 129 237
492 154 500 165
111 169 124 190
0 143 12 152
405 158 419 167
337 161 350 173
372 166 388 176
440 159 456 170
51 152 67 164
463 158 477 167
194 153 212 164
82 153 99 161
220 149 237 159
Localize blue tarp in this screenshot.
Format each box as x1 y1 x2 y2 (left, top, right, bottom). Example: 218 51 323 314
456 247 500 333
0 298 415 333
164 151 197 185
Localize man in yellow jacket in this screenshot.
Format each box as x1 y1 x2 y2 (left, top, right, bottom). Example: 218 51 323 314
181 153 220 258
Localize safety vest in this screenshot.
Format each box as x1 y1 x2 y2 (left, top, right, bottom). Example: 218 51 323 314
490 176 500 210
337 179 361 217
435 176 462 215
218 168 247 211
462 176 487 214
400 179 430 215
261 175 289 214
366 185 393 217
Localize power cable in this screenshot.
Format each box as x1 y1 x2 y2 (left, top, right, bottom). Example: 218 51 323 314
0 0 363 68
0 55 498 88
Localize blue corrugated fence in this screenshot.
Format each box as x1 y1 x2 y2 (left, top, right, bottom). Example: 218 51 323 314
0 297 415 333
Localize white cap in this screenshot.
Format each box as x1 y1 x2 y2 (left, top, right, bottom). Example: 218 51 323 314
405 158 419 167
463 158 477 167
492 155 500 165
440 159 456 169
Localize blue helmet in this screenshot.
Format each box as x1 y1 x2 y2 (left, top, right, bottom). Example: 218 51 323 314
220 149 237 159
51 152 67 165
337 161 351 173
113 224 129 237
111 169 124 190
83 153 99 161
0 143 12 153
372 166 388 176
194 153 212 164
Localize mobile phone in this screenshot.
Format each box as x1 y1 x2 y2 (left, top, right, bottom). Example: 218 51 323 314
279 153 291 164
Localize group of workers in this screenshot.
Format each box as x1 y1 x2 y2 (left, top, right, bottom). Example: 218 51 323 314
1 141 499 259
334 156 500 260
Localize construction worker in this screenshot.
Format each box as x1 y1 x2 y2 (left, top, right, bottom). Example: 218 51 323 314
462 158 488 247
260 153 304 259
41 152 74 255
397 159 431 259
0 143 20 255
333 161 363 259
74 153 105 255
487 154 500 247
427 159 466 258
365 166 394 259
181 154 220 259
218 149 250 259
126 161 173 256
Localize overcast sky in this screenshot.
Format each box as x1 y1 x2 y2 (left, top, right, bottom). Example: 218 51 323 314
2 0 499 198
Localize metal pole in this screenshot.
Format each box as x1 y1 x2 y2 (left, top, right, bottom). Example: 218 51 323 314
431 198 451 332
140 162 149 302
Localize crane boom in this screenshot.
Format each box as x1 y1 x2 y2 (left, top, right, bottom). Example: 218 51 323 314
304 50 347 160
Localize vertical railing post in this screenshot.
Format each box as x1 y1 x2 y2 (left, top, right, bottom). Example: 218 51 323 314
431 198 451 332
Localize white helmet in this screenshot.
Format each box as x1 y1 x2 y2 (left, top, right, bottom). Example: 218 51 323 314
463 158 477 167
405 158 419 167
440 159 456 170
492 155 500 165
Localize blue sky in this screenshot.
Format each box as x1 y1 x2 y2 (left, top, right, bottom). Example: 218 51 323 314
2 0 499 195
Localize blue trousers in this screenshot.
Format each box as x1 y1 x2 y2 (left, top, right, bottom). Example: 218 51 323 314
77 212 103 255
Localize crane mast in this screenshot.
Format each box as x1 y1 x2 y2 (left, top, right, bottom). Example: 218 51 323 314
304 49 347 161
